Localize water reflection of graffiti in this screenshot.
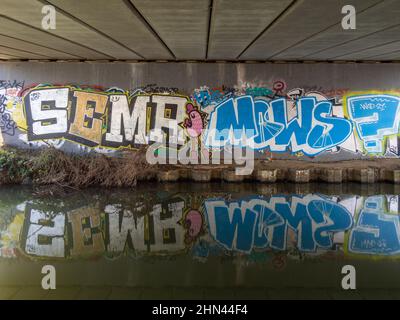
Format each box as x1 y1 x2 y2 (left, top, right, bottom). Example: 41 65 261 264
1 81 400 156
0 193 396 260
349 195 400 255
19 196 204 258
205 195 353 252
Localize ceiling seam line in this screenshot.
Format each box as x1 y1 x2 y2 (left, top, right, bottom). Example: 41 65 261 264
42 0 145 59
331 40 400 59
0 51 23 59
326 32 400 60
0 33 84 59
205 0 214 60
301 11 400 58
124 0 176 60
352 45 400 60
302 25 400 59
268 0 384 59
236 0 298 60
0 14 116 59
0 44 51 58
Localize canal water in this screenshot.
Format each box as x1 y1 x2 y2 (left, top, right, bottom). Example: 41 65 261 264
0 182 400 300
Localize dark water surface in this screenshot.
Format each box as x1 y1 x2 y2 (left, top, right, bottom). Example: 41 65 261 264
1 182 400 300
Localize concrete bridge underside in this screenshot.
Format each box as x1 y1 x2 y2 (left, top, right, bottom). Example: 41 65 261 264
0 0 399 62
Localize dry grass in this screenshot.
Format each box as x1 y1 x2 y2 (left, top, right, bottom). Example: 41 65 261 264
0 147 159 188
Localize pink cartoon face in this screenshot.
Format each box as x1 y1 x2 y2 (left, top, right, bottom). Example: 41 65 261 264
183 209 203 243
183 103 204 138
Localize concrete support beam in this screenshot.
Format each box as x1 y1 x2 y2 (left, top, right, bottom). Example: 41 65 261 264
379 169 393 182
321 169 343 183
157 170 180 182
393 170 400 184
352 168 376 184
255 169 277 183
191 170 212 182
287 169 310 183
222 169 244 182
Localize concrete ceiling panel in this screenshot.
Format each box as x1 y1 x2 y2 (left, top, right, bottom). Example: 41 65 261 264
240 0 380 60
0 45 48 59
0 53 20 59
339 40 400 60
47 0 173 59
131 0 210 59
0 16 107 59
0 0 398 61
0 34 77 59
369 51 400 60
274 0 400 60
323 25 400 60
0 0 141 59
208 0 292 59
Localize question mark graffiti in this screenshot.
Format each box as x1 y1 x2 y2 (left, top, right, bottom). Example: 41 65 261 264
346 94 400 153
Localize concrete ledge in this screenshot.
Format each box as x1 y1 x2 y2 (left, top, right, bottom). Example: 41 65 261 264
321 169 343 183
191 170 212 182
222 170 244 182
276 169 287 181
255 169 277 183
157 170 181 182
379 169 393 182
394 170 400 184
178 169 189 180
352 168 376 184
310 168 321 182
287 169 310 183
150 167 400 184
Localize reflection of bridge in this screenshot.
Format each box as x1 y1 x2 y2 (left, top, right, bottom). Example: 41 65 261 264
0 261 400 300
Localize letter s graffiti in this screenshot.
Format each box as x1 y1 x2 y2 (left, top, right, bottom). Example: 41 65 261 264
307 99 353 155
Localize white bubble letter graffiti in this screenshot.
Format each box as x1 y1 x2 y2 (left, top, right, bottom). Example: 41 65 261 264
29 88 69 137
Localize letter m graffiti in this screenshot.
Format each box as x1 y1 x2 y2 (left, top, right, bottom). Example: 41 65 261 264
204 96 258 148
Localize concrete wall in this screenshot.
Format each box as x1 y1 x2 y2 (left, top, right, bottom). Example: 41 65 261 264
1 61 400 161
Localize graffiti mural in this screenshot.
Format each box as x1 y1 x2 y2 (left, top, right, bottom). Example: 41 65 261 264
1 80 400 158
23 86 190 149
0 80 24 137
1 191 400 261
346 93 400 153
204 95 354 156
